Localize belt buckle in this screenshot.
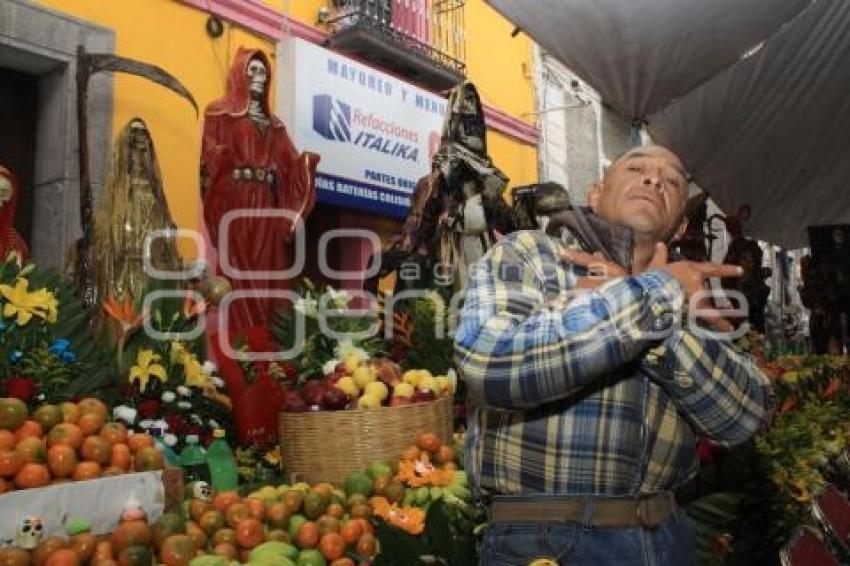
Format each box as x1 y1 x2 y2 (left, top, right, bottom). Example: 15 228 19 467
636 496 652 528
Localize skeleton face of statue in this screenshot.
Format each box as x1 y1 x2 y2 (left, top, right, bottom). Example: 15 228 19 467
193 481 212 502
246 59 268 97
457 87 485 153
0 177 12 207
15 517 43 549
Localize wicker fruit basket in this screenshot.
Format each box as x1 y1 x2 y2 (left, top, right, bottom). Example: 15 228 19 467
278 396 453 485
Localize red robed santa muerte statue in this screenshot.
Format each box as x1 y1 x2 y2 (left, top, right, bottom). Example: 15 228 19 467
201 47 319 338
201 48 319 445
0 166 28 264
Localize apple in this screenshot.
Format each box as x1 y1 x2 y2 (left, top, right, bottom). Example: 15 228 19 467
281 391 309 412
411 389 436 403
322 388 350 411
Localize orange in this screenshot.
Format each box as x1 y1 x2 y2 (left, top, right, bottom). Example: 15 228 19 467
81 437 111 465
15 437 46 464
32 538 67 566
212 491 240 513
109 444 131 471
0 448 23 477
234 518 264 550
296 521 319 549
185 522 206 551
126 434 154 454
32 405 63 432
70 532 98 563
61 402 80 424
47 445 78 478
0 547 32 566
340 520 363 545
46 424 84 451
77 413 104 436
92 541 114 562
351 518 374 536
416 432 441 453
212 543 236 560
0 398 28 431
100 423 128 445
14 462 50 489
0 429 15 450
158 535 194 566
44 549 79 566
14 420 44 442
0 477 12 494
331 559 356 566
111 521 152 554
326 503 344 519
312 483 335 500
349 503 372 520
71 461 101 481
265 502 291 529
77 398 108 420
355 532 377 558
317 515 340 536
318 533 346 561
282 490 304 514
188 499 213 522
225 503 250 528
132 447 163 472
244 497 266 521
199 510 225 535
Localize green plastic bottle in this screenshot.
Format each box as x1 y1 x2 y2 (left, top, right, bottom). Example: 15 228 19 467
178 435 209 483
206 429 239 492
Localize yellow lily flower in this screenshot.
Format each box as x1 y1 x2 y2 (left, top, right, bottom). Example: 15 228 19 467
0 278 59 325
171 341 209 388
129 349 167 392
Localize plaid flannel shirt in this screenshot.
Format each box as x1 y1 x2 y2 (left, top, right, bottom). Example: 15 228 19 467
454 230 771 496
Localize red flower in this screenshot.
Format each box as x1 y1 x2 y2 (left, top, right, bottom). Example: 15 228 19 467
164 414 186 435
5 377 36 401
137 399 161 419
282 362 298 381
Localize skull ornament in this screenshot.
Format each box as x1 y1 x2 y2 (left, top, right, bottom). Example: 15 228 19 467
193 481 213 502
246 58 268 95
15 517 43 550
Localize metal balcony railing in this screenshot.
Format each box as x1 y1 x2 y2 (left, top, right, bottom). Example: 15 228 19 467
326 0 466 88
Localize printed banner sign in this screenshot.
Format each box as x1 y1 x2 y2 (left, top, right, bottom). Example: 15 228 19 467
277 37 447 218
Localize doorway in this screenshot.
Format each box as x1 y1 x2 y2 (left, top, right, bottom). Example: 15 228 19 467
0 67 38 248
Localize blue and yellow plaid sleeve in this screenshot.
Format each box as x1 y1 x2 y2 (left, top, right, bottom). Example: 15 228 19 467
645 332 771 447
454 232 685 409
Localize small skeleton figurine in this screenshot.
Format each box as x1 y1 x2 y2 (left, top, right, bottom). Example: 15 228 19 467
192 481 213 503
246 59 270 130
15 516 43 550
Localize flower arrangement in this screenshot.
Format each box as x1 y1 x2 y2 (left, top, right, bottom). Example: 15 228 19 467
0 259 115 406
106 289 234 451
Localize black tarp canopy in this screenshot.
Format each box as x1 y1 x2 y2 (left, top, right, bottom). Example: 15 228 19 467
487 0 850 247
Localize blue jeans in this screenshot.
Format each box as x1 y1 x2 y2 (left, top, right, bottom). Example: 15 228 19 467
480 508 695 565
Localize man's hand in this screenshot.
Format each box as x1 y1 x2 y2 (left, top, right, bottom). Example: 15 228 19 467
650 243 743 332
561 249 628 289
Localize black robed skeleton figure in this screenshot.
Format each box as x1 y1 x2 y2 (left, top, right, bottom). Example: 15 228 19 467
366 82 515 295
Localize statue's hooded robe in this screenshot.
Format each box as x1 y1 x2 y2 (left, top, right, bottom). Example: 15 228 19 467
0 166 28 264
202 47 319 337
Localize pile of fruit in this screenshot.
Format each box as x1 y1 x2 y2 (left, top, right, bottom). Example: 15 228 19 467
281 355 455 412
0 397 164 492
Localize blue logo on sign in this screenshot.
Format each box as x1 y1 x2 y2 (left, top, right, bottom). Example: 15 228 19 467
313 94 351 142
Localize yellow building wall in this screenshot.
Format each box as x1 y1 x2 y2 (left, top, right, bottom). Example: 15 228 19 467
34 0 279 258
34 0 537 258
